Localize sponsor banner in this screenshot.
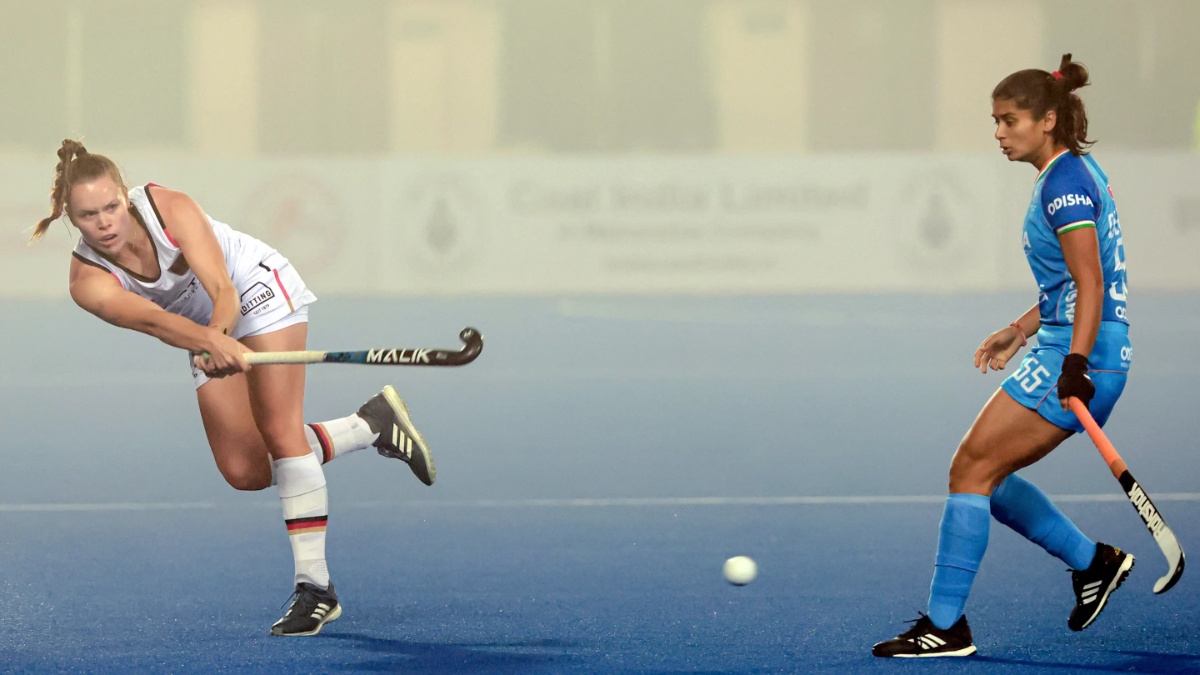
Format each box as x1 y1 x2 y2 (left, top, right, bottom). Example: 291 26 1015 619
995 162 1041 288
118 160 382 296
1094 154 1200 290
995 153 1200 292
1 154 1196 297
381 156 1004 294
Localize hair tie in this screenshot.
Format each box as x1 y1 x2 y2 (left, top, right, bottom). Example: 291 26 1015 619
1051 70 1064 80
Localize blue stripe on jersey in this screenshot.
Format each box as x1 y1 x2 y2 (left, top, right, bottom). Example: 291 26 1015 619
1022 151 1128 327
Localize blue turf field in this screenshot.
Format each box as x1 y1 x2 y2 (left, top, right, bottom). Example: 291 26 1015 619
2 293 1197 673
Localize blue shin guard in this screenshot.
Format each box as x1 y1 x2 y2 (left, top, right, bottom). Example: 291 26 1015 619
990 473 1097 571
928 493 991 630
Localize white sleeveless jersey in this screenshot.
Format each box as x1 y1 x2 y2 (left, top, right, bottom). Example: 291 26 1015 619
72 184 313 338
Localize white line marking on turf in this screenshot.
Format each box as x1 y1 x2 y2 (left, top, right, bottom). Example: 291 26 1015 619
3 493 1199 512
0 502 218 512
404 493 1200 508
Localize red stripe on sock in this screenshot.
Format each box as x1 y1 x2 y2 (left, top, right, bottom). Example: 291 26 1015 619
308 423 333 464
286 516 328 532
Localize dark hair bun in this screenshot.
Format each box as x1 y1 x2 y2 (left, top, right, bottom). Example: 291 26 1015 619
1057 53 1090 93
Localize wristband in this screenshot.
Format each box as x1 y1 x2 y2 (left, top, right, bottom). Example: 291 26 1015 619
1061 352 1089 376
1009 322 1027 347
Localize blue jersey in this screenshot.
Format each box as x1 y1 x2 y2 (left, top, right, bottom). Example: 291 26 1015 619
1023 150 1128 327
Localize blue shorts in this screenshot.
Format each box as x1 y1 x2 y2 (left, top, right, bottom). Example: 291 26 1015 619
1001 322 1131 433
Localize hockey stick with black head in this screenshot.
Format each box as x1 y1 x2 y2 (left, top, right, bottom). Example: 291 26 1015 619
243 327 483 367
1069 397 1185 594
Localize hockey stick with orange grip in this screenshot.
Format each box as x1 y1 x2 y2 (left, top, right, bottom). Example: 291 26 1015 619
1069 397 1185 594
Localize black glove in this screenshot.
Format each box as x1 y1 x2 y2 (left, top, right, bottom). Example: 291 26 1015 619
1057 353 1094 408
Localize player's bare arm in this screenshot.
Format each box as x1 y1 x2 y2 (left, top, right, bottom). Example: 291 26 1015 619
68 257 248 376
1059 226 1104 358
146 185 241 337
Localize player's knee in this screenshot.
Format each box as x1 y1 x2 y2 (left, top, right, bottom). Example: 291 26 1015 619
948 440 998 493
255 420 305 457
223 470 270 491
218 461 271 491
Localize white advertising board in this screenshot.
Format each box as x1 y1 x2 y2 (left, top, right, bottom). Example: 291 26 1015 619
381 156 1005 294
1 154 1195 297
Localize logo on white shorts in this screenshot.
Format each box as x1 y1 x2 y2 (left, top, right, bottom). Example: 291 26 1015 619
240 282 275 316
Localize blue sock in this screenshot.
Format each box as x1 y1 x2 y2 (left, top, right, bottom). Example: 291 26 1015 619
927 493 991 630
990 473 1097 571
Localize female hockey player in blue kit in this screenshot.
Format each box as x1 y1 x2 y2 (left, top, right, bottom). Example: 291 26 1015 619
873 54 1135 657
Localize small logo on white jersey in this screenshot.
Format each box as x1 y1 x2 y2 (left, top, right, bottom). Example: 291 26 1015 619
1047 193 1094 216
164 277 201 312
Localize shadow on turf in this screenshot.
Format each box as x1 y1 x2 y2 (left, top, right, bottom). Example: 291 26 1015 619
975 649 1200 673
321 633 584 673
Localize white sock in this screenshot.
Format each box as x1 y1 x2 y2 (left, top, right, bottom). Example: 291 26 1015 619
273 452 330 588
305 414 378 464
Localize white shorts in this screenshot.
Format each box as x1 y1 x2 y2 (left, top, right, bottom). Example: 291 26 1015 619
192 253 317 389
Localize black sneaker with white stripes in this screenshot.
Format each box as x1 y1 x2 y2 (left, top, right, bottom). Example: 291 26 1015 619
357 385 436 486
270 582 342 636
872 614 976 658
1068 542 1134 631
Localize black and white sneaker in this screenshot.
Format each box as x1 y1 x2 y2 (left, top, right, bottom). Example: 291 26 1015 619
358 385 436 486
872 614 977 658
1069 542 1135 631
270 582 342 636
